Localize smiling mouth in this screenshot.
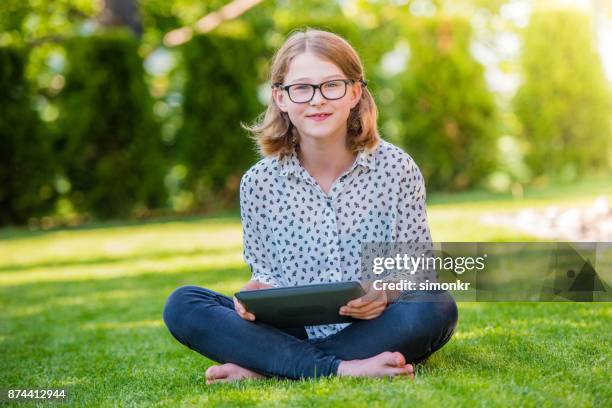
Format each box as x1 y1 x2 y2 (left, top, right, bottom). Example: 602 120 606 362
307 113 332 119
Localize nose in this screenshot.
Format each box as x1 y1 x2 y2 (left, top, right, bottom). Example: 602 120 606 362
310 87 326 105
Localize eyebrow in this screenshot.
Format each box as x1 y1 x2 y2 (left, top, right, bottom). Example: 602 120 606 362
287 74 343 83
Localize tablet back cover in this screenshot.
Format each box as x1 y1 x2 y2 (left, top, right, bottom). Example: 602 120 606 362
235 281 365 328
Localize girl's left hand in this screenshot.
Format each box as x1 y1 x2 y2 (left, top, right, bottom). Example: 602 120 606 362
339 282 388 320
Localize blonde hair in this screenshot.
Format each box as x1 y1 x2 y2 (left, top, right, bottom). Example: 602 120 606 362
243 28 381 158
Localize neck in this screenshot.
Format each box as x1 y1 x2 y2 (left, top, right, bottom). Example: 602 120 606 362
296 132 356 178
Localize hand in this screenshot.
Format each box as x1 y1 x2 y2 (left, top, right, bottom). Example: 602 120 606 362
339 281 388 320
233 280 274 321
233 296 256 321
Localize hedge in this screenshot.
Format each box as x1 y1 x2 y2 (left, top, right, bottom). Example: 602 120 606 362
393 16 498 191
0 46 55 225
59 31 167 218
514 10 612 179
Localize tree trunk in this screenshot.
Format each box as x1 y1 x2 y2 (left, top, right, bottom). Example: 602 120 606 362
98 0 143 38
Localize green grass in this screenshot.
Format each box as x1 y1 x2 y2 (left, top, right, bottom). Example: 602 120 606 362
1 182 611 407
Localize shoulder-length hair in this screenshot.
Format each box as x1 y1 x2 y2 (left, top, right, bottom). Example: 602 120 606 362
243 28 381 159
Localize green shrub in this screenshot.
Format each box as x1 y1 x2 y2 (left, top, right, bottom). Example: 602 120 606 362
393 16 497 191
0 46 55 225
59 31 167 218
514 10 612 179
177 34 264 211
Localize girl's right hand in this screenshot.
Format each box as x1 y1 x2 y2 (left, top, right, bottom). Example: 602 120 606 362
233 280 274 321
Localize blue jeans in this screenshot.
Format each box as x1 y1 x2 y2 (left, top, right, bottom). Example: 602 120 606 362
162 286 458 380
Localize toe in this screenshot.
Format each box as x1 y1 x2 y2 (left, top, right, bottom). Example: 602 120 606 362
392 352 406 367
395 365 411 375
205 365 222 381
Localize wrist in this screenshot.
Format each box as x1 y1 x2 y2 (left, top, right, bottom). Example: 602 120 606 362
241 280 260 291
243 279 273 291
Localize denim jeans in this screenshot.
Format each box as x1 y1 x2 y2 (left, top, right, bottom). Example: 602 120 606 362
162 285 458 380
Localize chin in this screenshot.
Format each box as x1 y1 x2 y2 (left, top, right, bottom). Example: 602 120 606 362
301 124 342 140
306 129 333 137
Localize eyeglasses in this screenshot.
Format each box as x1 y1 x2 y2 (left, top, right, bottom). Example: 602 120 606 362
273 78 367 104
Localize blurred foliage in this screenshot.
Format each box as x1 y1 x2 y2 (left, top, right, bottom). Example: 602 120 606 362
514 10 612 180
392 15 497 191
58 31 167 218
0 46 56 225
176 33 264 211
0 1 610 225
0 0 97 46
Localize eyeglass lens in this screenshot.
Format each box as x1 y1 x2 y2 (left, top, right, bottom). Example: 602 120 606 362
288 80 347 103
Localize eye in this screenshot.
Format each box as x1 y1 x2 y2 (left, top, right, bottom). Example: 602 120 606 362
324 81 342 88
293 85 311 91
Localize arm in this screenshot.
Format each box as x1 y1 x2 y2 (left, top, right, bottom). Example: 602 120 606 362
384 156 436 292
239 171 282 287
234 172 280 320
394 156 432 244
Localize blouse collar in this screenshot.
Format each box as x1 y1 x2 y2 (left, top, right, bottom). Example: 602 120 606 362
277 143 378 178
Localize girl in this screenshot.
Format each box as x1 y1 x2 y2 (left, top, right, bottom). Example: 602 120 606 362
163 28 458 384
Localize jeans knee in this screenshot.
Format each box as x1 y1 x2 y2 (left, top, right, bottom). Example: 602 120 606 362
394 294 458 363
434 294 458 331
428 293 458 349
162 285 200 340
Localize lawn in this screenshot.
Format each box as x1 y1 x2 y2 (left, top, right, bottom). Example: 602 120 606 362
1 180 611 407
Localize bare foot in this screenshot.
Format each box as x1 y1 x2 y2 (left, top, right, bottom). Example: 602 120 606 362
204 363 266 384
337 351 414 379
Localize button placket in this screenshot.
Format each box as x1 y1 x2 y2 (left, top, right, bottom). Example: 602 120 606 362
325 194 343 282
328 170 351 199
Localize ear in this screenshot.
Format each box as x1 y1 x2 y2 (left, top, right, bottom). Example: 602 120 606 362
272 87 289 113
349 81 363 110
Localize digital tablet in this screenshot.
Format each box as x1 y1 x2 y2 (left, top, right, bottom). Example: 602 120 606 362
234 281 366 328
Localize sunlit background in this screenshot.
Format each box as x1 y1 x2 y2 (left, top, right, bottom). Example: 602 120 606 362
1 0 611 230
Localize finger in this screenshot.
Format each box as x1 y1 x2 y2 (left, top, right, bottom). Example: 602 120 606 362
342 301 385 315
234 297 250 314
346 291 379 306
346 297 364 308
361 311 385 320
353 311 383 320
358 300 386 312
349 305 386 319
237 306 252 320
234 301 245 315
340 305 373 316
347 289 385 307
344 298 375 311
233 298 252 320
232 296 242 309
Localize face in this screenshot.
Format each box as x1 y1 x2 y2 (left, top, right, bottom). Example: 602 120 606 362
272 52 362 144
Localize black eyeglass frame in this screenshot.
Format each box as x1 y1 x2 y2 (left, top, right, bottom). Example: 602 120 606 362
273 78 368 104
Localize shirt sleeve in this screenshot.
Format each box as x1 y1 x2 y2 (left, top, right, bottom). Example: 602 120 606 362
239 171 281 287
394 157 432 243
384 156 437 285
